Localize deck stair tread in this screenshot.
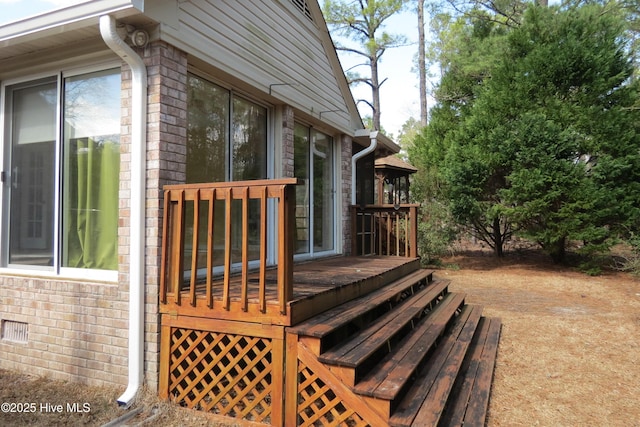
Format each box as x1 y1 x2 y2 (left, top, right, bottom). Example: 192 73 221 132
289 269 436 338
439 316 502 427
388 304 484 427
318 290 465 368
353 293 471 401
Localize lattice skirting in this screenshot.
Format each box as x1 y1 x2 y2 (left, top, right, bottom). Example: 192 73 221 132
167 327 274 424
296 360 370 427
160 319 375 426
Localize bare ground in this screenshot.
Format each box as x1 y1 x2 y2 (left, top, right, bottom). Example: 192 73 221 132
1 248 639 426
441 248 640 427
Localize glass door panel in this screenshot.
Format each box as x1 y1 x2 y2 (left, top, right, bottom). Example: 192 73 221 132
312 131 334 252
294 124 310 254
294 124 334 256
8 80 57 266
62 69 121 270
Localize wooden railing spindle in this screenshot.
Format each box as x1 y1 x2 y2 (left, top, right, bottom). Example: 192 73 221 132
259 186 268 313
241 187 249 312
404 212 410 256
172 190 186 305
206 188 216 309
160 190 171 304
190 189 200 307
223 188 233 310
386 212 392 256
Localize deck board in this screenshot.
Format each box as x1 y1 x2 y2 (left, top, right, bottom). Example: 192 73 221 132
161 256 420 326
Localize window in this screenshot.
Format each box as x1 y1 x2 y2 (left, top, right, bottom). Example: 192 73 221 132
186 73 269 267
3 68 121 272
186 73 267 184
294 123 334 255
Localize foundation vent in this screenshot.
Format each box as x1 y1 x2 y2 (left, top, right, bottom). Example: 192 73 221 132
1 320 28 343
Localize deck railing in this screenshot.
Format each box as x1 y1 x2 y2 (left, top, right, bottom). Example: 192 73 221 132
160 179 298 315
350 204 419 258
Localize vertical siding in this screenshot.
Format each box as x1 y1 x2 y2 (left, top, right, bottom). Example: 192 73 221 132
157 0 357 134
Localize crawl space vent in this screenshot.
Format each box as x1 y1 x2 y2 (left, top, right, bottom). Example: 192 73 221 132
1 320 28 343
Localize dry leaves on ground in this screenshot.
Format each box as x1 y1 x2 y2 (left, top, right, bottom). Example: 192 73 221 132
440 249 640 427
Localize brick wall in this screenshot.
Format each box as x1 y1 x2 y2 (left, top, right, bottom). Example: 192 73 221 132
281 105 295 178
142 41 188 391
341 135 353 255
0 277 128 387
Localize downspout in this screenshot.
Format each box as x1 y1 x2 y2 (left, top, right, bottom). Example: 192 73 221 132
351 130 378 205
99 14 147 407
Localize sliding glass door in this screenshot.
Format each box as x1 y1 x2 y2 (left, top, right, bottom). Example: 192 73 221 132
294 123 335 256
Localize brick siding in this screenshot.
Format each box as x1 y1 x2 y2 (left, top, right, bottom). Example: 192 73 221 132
0 278 128 387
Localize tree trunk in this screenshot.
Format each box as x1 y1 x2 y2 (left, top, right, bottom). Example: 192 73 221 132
370 50 381 130
418 0 427 126
492 216 504 257
548 236 567 264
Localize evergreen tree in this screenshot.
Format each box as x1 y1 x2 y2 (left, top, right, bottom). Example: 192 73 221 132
441 4 640 261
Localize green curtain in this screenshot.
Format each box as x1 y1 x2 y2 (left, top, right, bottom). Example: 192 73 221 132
65 138 119 270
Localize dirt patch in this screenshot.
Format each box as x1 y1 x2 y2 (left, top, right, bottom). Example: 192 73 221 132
1 248 639 426
440 249 640 427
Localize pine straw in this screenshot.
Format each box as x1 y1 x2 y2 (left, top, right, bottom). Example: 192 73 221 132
2 248 638 426
441 249 640 427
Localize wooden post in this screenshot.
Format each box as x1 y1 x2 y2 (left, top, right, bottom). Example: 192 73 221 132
409 205 418 258
350 206 357 256
284 331 299 426
158 320 171 399
270 334 286 426
277 184 295 315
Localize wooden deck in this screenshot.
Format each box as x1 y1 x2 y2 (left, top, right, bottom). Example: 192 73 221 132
160 256 420 326
158 180 500 426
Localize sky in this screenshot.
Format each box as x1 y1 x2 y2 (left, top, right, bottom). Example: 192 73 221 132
0 0 424 137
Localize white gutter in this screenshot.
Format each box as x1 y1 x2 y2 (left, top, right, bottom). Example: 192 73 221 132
100 14 147 407
351 129 378 205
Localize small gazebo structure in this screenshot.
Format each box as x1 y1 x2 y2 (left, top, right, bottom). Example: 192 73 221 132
375 155 418 205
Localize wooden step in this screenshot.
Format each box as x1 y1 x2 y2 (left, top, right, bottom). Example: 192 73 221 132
439 317 502 427
290 269 435 338
319 291 465 385
353 290 468 401
291 270 440 356
389 305 483 427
